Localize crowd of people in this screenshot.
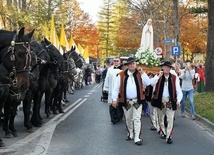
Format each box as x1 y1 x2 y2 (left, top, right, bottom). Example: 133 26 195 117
99 56 205 146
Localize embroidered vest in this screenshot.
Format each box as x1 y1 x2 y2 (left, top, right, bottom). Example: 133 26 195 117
152 74 177 110
118 69 145 105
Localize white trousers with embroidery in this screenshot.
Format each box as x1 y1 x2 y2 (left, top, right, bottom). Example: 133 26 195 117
148 101 159 130
122 104 142 142
157 98 175 140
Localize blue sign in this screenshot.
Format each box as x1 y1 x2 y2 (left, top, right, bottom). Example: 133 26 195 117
172 46 181 56
163 39 174 44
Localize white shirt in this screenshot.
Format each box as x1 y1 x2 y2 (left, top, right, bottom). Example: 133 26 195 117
112 70 151 101
150 74 183 103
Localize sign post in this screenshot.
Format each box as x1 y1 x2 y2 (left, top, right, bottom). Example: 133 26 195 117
171 46 181 56
163 39 174 44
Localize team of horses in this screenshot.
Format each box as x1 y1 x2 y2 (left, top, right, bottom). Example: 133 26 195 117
0 27 93 147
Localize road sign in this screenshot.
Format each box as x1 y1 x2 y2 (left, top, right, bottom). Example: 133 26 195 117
163 39 174 44
172 46 181 56
155 47 162 55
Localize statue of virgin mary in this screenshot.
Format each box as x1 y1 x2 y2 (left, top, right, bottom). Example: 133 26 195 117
140 19 154 53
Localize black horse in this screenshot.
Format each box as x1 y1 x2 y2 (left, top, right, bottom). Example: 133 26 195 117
51 47 79 113
62 46 85 102
0 27 33 146
22 40 50 132
31 38 64 127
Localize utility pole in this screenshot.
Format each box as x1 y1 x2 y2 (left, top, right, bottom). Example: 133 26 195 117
173 0 180 62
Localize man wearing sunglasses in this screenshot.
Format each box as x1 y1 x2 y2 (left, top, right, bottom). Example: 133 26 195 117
103 56 124 124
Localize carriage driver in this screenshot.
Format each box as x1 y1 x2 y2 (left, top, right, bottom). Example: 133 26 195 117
112 57 151 146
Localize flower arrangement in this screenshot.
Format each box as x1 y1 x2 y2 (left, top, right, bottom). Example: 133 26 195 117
135 48 161 68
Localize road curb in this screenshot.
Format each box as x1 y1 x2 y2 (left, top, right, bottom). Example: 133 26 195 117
195 113 214 131
185 108 214 131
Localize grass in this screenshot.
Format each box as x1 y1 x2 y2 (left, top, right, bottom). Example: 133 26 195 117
194 92 214 123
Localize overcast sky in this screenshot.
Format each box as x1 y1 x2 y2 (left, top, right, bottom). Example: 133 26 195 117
77 0 103 22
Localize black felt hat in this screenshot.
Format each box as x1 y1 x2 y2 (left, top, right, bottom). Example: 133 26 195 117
125 57 135 65
160 61 173 68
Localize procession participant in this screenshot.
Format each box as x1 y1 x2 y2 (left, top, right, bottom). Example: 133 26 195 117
103 56 123 124
151 61 183 144
112 57 151 146
145 73 159 132
180 60 196 120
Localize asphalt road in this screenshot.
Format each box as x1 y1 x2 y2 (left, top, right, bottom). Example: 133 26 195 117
0 83 214 155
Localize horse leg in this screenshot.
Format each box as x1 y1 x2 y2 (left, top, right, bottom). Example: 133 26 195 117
68 82 73 94
9 101 19 137
51 90 58 115
23 91 34 132
57 86 64 113
45 90 53 118
31 90 43 127
0 138 5 147
63 83 69 103
3 98 13 138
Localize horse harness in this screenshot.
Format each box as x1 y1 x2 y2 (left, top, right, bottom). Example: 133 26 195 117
0 34 31 99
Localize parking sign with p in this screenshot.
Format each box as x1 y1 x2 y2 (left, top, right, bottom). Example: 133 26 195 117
172 46 181 56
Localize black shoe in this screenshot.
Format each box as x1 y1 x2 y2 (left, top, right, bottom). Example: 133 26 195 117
167 136 173 144
161 133 166 139
150 125 157 131
126 136 133 141
135 140 143 146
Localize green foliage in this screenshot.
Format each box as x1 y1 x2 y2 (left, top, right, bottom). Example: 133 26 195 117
98 0 118 57
194 92 214 123
189 6 208 14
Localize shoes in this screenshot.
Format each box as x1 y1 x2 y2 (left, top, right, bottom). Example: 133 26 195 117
135 140 143 146
192 115 195 120
161 133 166 139
166 136 173 144
126 136 133 141
150 125 157 131
181 113 185 118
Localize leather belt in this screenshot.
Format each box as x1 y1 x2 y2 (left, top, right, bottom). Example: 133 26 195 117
126 98 137 102
126 98 140 110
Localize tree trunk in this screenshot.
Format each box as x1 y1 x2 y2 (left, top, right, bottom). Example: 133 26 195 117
205 0 214 92
22 0 26 9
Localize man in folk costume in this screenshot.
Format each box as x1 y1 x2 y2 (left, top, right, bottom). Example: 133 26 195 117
103 56 123 124
151 61 183 144
145 73 159 132
112 57 151 146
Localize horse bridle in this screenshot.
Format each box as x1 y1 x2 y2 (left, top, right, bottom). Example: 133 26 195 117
68 50 82 68
45 43 61 65
30 40 47 64
63 56 76 74
0 34 31 88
